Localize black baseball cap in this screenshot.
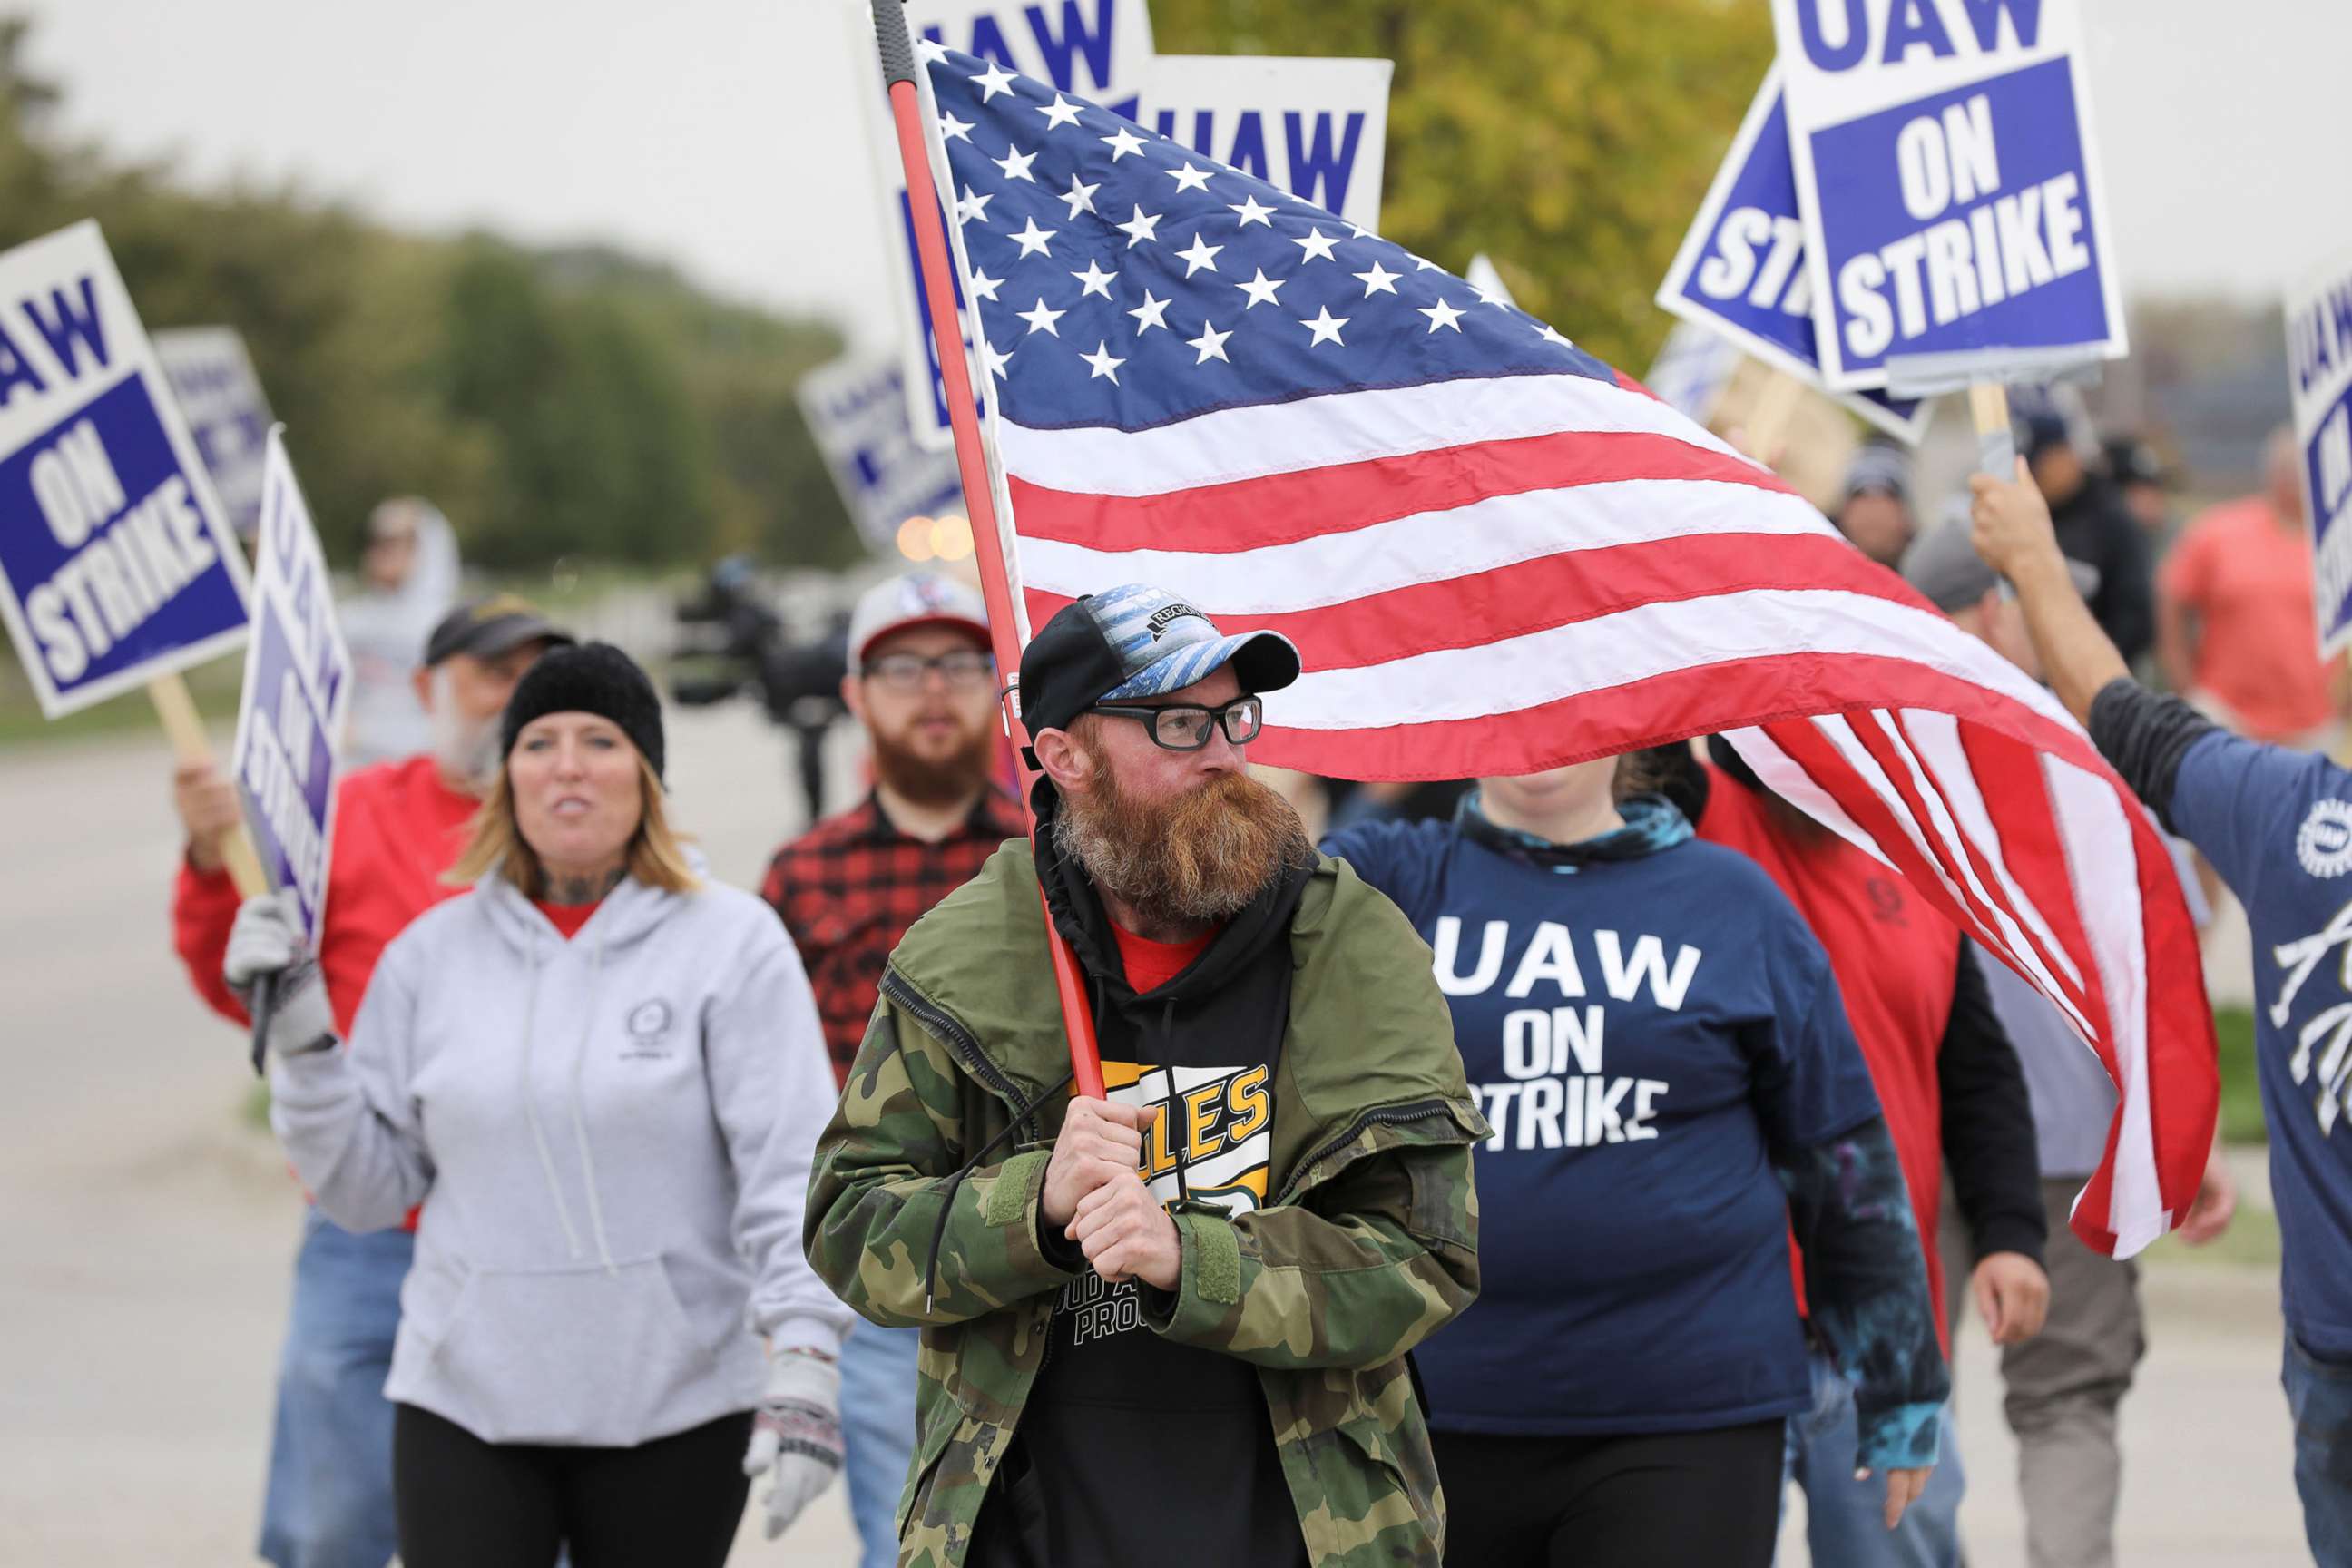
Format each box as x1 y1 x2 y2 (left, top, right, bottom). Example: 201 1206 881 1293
425 594 574 668
2104 436 2171 489
1018 583 1300 742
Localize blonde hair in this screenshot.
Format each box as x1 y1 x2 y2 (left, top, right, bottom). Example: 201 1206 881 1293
450 752 701 897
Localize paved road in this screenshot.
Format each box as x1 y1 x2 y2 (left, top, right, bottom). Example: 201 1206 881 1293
0 709 2311 1564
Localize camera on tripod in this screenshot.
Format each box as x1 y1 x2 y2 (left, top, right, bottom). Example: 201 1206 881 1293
670 555 848 819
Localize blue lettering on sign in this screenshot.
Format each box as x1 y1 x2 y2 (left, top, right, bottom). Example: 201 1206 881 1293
920 0 1122 96
22 274 110 380
1671 88 1923 425
2312 384 2352 641
0 376 244 696
241 603 336 928
1808 58 2104 375
1285 111 1366 216
1794 0 2043 72
0 319 47 407
2290 279 2352 398
1226 111 1269 181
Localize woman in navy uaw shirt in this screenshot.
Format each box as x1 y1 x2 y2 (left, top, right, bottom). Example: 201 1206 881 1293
1327 756 1945 1567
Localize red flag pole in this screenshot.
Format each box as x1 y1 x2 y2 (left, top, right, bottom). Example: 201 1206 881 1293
869 0 1105 1099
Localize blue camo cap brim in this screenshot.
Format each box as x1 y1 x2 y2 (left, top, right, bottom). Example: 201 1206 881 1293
1083 583 1302 702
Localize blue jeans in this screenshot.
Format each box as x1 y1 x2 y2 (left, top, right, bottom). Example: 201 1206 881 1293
2285 1332 2352 1566
257 1210 410 1568
1782 1349 1965 1567
839 1321 921 1568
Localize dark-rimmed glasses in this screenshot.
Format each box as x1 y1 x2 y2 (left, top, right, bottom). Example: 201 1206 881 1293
1090 694 1264 752
861 650 995 691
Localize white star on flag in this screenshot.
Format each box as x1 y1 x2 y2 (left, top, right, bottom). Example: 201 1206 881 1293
965 268 1002 302
1354 261 1400 297
1080 341 1125 383
938 111 975 143
994 145 1038 182
1176 234 1223 277
1299 306 1348 346
1072 259 1117 299
976 338 1011 379
1229 194 1277 229
1166 163 1214 193
1419 298 1468 333
1101 126 1147 162
956 185 994 224
915 37 948 64
1057 175 1099 219
1128 291 1171 333
1114 206 1162 248
1037 94 1083 130
1008 217 1056 258
1291 228 1340 263
1235 269 1285 309
1016 297 1065 336
969 63 1018 102
1185 319 1233 364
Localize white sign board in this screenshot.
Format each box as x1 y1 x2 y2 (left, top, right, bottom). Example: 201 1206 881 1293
154 327 275 537
230 430 351 942
2289 256 2352 657
1133 55 1392 234
0 220 250 717
1769 0 2125 391
798 352 966 552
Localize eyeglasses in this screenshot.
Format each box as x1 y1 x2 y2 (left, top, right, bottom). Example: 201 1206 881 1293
861 650 995 691
1089 694 1264 752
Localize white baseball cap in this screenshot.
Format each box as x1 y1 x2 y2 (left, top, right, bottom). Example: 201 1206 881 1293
848 573 991 668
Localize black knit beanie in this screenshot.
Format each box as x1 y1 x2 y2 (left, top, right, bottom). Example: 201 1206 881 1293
500 642 666 781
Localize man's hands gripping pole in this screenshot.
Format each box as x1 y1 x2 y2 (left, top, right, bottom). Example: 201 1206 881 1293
1041 1096 1183 1291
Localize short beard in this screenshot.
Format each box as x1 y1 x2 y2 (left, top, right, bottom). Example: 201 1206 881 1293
1053 737 1316 928
871 722 997 807
427 675 502 793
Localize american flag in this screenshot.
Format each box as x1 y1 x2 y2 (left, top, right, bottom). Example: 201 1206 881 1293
911 41 2214 1256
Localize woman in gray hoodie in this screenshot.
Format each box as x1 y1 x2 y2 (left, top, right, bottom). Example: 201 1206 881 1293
226 642 853 1567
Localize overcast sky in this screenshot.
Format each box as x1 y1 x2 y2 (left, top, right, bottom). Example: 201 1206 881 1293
28 1 2352 349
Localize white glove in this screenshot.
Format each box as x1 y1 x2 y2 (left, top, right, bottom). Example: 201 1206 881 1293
741 1348 844 1541
223 889 336 1057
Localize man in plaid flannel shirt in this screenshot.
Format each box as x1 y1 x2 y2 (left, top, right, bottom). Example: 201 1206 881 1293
761 571 1021 1568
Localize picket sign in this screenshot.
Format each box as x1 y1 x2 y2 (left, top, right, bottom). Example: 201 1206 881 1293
848 0 1393 452
1655 61 1929 444
0 220 262 887
798 352 966 554
153 326 274 538
2288 253 2352 657
230 428 352 945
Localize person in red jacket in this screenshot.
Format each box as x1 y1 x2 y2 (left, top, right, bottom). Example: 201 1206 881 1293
170 595 569 1568
1662 736 2050 1568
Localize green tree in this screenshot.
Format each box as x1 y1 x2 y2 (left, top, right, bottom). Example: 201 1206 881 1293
1149 0 1772 373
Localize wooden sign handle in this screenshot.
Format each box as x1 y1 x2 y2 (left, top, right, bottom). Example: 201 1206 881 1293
147 671 269 898
1969 380 2017 477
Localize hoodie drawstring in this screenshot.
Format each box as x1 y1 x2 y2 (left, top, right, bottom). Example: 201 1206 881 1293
567 924 619 1275
517 939 587 1260
924 1066 1078 1314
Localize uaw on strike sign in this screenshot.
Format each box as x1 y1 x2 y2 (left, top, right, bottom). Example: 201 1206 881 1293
231 430 350 939
0 220 250 716
1770 0 2125 390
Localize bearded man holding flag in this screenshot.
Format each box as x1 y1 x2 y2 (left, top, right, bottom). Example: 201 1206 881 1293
808 15 2219 1566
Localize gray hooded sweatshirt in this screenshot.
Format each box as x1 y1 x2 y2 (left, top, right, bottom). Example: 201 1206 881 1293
270 868 852 1447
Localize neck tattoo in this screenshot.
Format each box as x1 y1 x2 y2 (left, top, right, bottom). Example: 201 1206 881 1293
544 864 625 906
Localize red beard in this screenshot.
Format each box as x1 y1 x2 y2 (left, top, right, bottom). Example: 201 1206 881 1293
1054 740 1316 926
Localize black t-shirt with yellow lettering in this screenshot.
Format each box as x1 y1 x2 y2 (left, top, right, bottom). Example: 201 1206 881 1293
973 822 1311 1568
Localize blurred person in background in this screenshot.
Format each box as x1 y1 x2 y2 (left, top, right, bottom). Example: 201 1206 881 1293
1974 464 2352 1565
343 497 461 768
759 572 1022 1568
2018 408 2154 667
226 642 851 1567
1901 515 2237 1568
2159 426 2343 750
1328 756 1944 1566
1833 441 1918 569
169 596 569 1568
2104 435 2177 546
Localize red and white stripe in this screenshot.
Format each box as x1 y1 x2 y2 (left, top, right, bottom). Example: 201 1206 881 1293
989 368 2217 1257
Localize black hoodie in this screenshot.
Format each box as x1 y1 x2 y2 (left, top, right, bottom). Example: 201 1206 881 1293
971 791 1315 1568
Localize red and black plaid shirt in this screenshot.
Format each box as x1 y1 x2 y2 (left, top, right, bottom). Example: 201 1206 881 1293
761 788 1027 1084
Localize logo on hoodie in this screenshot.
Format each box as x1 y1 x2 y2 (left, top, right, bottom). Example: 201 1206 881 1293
621 998 675 1059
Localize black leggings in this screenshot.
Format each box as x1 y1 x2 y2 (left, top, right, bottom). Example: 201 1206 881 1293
392 1403 753 1568
1434 1421 1784 1568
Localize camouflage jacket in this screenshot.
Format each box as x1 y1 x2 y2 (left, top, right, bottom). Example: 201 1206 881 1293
805 842 1485 1568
